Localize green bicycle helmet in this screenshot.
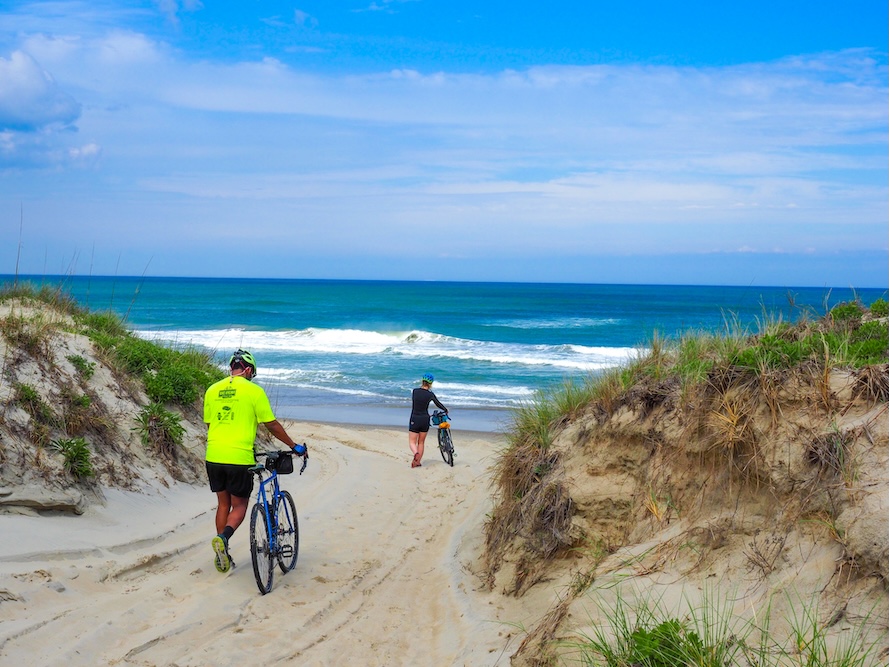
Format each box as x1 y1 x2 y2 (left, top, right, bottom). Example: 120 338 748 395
230 349 257 376
422 373 434 384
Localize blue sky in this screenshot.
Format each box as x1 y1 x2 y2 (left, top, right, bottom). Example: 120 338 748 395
1 1 887 287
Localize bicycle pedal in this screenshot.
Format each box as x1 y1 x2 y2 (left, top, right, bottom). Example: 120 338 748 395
280 546 293 558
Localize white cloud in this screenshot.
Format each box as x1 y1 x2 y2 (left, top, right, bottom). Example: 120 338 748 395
0 50 80 130
294 9 318 29
155 0 203 26
68 142 101 161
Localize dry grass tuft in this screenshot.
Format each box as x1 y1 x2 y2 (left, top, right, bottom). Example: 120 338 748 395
485 438 574 593
705 391 761 483
643 488 673 524
851 364 889 403
0 313 55 361
806 426 853 480
743 531 788 579
510 597 571 666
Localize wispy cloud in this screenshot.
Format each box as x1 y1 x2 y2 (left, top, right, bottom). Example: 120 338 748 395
293 9 318 29
0 2 885 285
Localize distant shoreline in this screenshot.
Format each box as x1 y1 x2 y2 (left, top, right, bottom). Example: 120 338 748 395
274 403 513 435
3 273 888 291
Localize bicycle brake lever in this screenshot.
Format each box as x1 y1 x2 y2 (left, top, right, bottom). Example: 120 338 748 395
299 452 309 475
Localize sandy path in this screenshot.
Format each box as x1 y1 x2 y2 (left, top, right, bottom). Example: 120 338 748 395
0 422 550 666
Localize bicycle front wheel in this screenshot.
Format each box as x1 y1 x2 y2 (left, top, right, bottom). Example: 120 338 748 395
438 428 454 467
250 503 274 594
276 490 299 573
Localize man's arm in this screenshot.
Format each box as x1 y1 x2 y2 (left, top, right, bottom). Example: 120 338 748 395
263 419 303 452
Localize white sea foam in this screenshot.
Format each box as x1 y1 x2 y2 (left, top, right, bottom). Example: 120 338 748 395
136 327 636 371
434 382 532 397
136 326 635 408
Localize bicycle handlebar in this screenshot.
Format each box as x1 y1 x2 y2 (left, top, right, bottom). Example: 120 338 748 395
256 447 310 475
431 410 450 426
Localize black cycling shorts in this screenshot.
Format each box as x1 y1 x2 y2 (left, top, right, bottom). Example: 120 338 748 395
409 413 431 433
206 461 254 499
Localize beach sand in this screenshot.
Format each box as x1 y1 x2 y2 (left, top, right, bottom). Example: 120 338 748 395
0 420 552 666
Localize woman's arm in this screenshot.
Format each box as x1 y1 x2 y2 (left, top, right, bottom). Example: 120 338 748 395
431 393 448 413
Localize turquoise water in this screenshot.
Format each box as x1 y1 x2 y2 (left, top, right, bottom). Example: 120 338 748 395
5 276 885 431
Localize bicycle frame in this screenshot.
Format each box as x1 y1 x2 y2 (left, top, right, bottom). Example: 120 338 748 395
253 451 306 544
254 469 282 550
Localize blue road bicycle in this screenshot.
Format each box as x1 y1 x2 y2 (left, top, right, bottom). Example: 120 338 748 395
249 449 308 595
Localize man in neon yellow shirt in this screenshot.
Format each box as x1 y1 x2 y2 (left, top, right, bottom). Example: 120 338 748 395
203 349 306 573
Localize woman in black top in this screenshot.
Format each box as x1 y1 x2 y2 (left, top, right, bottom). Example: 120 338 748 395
408 373 448 468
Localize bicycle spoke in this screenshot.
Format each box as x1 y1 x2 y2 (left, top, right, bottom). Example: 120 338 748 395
438 428 454 466
442 430 454 466
250 503 274 594
438 428 450 464
276 490 299 573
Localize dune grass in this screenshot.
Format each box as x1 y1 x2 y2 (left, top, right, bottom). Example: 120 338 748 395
1 281 224 408
499 297 886 456
569 586 885 667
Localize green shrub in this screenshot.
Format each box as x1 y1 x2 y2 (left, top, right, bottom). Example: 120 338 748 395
78 310 128 337
626 619 702 667
12 383 58 427
732 334 817 369
830 301 863 323
69 393 91 408
113 336 170 375
869 298 888 317
144 361 203 404
84 317 222 407
4 284 222 412
67 354 96 380
840 321 888 366
852 320 888 342
730 322 887 370
50 437 94 479
87 330 118 353
134 403 186 460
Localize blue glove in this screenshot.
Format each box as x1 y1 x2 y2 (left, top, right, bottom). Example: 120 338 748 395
293 444 307 456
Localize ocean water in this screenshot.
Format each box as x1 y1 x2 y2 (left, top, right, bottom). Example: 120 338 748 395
5 276 886 432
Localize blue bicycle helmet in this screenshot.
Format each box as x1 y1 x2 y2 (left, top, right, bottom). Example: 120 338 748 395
422 373 434 384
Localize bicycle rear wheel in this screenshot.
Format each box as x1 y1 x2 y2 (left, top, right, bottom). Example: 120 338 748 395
250 503 274 594
276 490 299 573
438 428 454 467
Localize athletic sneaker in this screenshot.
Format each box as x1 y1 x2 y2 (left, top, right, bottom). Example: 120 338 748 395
212 535 231 573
